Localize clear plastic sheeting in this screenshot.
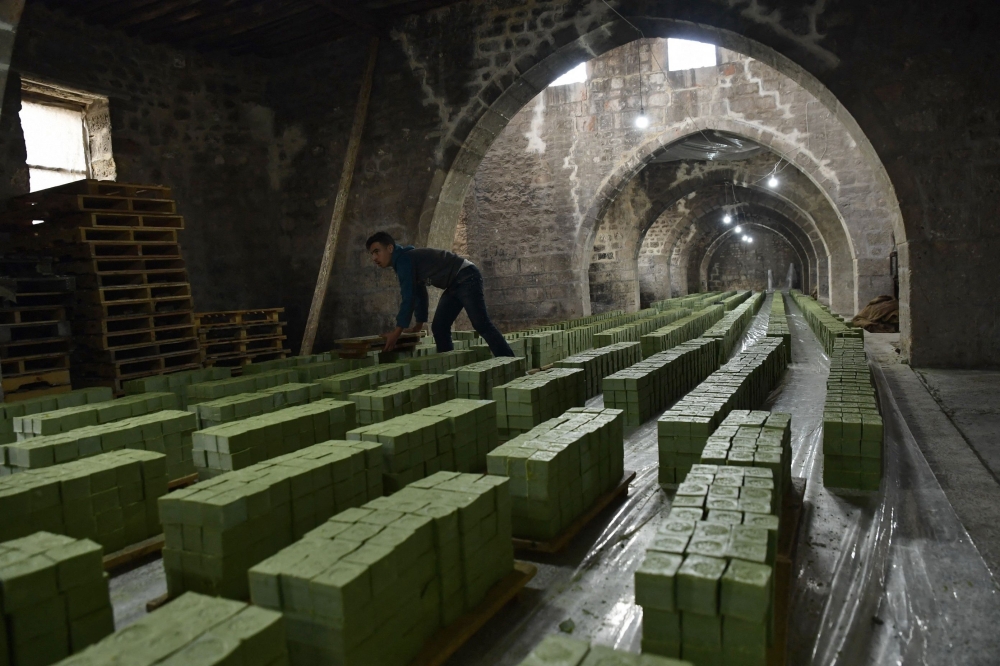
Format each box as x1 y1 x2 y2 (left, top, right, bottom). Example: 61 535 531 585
648 129 766 163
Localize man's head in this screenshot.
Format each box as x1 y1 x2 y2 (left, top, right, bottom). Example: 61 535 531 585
366 231 395 268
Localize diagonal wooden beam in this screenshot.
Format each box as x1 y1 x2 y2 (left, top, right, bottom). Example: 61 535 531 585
300 35 379 355
308 0 381 32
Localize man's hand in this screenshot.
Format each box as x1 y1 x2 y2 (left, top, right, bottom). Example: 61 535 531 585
406 322 425 335
381 327 404 352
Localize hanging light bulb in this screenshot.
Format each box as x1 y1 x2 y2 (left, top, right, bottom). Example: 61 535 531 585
768 176 779 188
734 225 742 233
747 237 753 243
635 113 650 129
742 235 748 241
723 214 732 224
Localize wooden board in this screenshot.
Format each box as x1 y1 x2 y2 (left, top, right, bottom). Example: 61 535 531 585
168 473 199 490
512 471 637 554
409 561 537 666
103 534 165 571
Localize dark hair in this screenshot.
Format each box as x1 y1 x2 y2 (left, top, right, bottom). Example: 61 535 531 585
365 231 395 249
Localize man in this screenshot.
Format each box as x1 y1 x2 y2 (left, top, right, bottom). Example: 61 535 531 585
366 231 514 357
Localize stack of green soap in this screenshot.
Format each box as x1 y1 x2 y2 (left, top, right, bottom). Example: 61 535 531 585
789 290 862 355
561 326 594 356
192 400 357 478
404 350 477 375
592 308 692 348
317 363 412 400
248 471 513 666
160 439 383 599
720 290 752 311
292 357 374 382
185 370 299 406
765 293 791 364
0 450 167 553
515 634 692 666
493 368 587 438
188 393 275 429
123 367 230 409
487 407 624 540
449 357 527 399
349 374 456 425
604 339 720 427
55 592 287 666
0 532 113 666
2 410 197 483
554 342 641 398
499 335 528 360
701 293 765 362
418 399 497 473
1 389 112 446
241 352 332 375
657 339 787 484
652 292 722 311
639 305 725 358
11 392 177 440
823 338 882 491
699 411 792 500
244 380 319 409
524 331 568 369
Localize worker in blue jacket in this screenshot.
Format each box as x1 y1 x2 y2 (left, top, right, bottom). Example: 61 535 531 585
366 231 514 357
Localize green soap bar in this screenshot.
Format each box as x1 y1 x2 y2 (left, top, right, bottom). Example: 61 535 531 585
672 495 704 509
706 510 742 527
721 559 772 622
723 615 768 654
668 508 703 523
705 498 738 511
724 540 768 564
676 554 726 616
657 519 696 538
686 537 727 558
682 611 722 647
642 607 681 644
649 534 689 555
635 551 683 611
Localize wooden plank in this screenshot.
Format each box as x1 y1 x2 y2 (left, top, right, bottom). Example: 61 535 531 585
512 471 636 554
409 561 537 666
102 534 165 571
300 35 379 355
168 473 199 490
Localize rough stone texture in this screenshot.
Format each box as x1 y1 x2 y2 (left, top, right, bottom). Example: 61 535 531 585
703 224 801 293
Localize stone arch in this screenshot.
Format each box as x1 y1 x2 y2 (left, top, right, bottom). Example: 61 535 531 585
695 218 809 293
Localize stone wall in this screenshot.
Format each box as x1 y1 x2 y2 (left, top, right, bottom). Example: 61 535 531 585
704 225 801 292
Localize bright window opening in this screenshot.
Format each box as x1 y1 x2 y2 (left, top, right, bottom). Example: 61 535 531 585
549 62 587 87
19 100 89 192
667 38 717 71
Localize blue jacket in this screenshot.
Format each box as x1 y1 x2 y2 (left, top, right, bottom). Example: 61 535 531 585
391 245 467 328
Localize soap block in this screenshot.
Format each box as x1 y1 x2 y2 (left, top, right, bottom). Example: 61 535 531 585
720 559 772 622
676 555 726 616
635 551 683 611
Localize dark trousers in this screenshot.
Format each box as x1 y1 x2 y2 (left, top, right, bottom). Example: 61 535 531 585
432 265 514 357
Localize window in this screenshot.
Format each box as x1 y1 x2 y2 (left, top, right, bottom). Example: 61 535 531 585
18 79 116 193
549 62 587 87
20 100 89 191
667 38 717 71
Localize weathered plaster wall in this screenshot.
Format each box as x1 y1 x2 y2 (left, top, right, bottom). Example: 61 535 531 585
703 223 802 292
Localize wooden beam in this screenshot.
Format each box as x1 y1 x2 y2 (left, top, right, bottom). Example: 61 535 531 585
308 0 381 32
300 35 379 356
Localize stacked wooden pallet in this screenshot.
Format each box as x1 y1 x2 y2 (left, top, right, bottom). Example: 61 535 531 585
195 308 289 375
1 180 202 393
0 256 75 401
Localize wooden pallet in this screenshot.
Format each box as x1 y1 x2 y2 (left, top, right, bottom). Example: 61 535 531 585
202 336 286 356
74 282 192 305
409 561 537 666
61 256 187 275
0 382 72 402
82 324 198 350
194 308 284 327
6 193 177 217
0 306 67 326
198 321 285 342
75 268 190 290
1 352 71 375
74 295 195 320
204 350 289 375
511 471 636 554
0 320 72 343
15 180 173 200
102 534 165 571
76 311 194 335
335 333 422 358
0 368 71 393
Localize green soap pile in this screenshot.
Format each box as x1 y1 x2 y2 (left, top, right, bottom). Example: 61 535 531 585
487 407 624 540
248 471 512 666
493 368 587 438
191 382 323 429
318 363 412 400
592 308 692 348
701 293 765 362
349 374 456 425
12 392 177 439
348 398 497 492
413 340 470 356
292 357 374 383
404 350 477 375
524 331 568 369
637 463 780 665
0 532 113 666
658 338 788 485
185 370 300 406
1 389 112 446
699 411 792 500
123 367 231 409
652 291 725 312
604 339 720 427
449 357 526 399
561 326 594 356
2 410 197 482
515 634 692 666
789 290 861 355
55 592 287 666
765 293 791 364
720 290 752 311
823 338 883 491
640 305 725 358
0 450 167 553
554 342 641 399
240 352 332 375
160 439 383 600
192 400 357 478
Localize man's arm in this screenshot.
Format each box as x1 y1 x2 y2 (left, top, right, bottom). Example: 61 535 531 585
384 251 416 351
413 282 429 329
